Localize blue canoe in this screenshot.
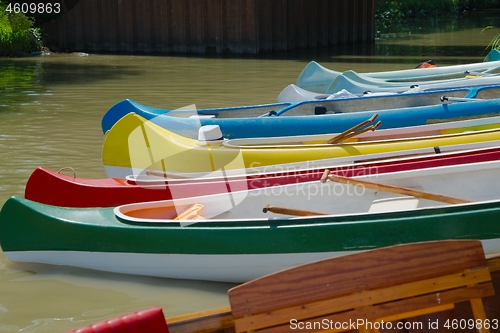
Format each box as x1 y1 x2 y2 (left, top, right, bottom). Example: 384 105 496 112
102 85 500 139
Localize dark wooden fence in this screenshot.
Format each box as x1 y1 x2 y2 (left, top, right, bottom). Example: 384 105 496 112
43 0 376 55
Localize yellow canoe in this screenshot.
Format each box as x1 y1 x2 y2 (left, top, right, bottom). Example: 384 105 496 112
102 113 500 177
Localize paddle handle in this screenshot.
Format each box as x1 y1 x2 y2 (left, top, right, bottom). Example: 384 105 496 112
325 113 378 144
263 204 328 216
330 120 382 144
320 170 473 205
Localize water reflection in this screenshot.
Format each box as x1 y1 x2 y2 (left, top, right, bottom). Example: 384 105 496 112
0 252 234 332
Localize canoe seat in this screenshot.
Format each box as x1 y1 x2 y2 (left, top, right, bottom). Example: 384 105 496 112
173 203 205 220
228 240 495 333
64 306 168 333
368 196 419 213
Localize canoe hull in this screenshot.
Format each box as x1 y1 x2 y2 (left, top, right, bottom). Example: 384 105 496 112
296 50 500 92
4 250 354 283
102 112 500 177
101 85 500 139
2 196 500 283
26 145 500 207
8 238 500 284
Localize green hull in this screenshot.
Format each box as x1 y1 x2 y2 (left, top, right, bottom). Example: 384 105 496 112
2 196 500 254
1 196 500 282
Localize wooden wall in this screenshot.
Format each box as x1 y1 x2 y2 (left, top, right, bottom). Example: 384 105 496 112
43 0 376 55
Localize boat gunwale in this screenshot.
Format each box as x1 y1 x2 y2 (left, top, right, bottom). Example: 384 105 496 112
112 159 500 226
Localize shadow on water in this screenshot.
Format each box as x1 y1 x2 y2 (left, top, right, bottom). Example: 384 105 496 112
0 58 141 111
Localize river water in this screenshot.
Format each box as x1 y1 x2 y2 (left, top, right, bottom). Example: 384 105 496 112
1 11 500 332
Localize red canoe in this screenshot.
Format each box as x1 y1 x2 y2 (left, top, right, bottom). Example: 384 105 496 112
25 146 500 208
63 306 168 333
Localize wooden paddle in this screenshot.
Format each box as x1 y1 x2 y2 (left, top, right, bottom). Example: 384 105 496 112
262 204 328 217
332 120 382 144
320 169 473 205
325 113 379 144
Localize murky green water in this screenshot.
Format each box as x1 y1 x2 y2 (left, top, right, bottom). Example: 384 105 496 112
1 11 500 332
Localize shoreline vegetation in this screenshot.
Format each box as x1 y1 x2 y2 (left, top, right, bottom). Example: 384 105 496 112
375 0 498 34
0 0 45 57
0 0 499 58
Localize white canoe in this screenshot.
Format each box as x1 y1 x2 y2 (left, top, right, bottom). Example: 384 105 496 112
325 73 500 95
4 159 500 283
297 49 500 93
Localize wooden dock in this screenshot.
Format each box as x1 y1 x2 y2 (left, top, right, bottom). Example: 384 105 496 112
43 0 376 55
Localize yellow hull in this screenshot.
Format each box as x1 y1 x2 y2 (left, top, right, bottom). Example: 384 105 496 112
102 113 500 174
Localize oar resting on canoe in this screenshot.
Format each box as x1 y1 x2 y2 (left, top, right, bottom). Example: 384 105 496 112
4 159 500 283
263 170 473 217
103 109 500 179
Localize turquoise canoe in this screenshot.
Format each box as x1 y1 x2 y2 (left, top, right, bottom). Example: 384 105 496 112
325 72 500 95
296 49 500 93
101 85 500 139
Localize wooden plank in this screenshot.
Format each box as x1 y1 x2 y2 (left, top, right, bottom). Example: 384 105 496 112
106 0 116 51
123 0 134 52
199 0 208 53
469 298 490 333
94 0 102 51
155 0 168 53
241 0 257 54
487 256 500 272
115 0 125 51
166 306 234 333
165 0 173 53
328 0 338 45
271 0 285 50
257 0 271 51
358 0 368 42
224 0 236 52
293 0 306 48
129 0 138 51
284 0 294 49
87 0 95 49
306 0 317 48
186 0 193 52
247 284 495 333
44 0 376 54
366 0 376 43
228 240 487 317
338 0 348 43
170 0 186 53
348 0 358 44
151 0 163 53
316 0 327 47
73 0 82 49
209 0 227 54
63 1 76 49
186 0 204 53
142 0 152 52
281 0 289 50
233 269 492 331
374 303 455 324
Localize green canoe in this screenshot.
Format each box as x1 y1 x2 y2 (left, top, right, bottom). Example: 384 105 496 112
1 193 500 283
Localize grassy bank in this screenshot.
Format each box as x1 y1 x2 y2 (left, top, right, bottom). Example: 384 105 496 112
0 0 43 56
